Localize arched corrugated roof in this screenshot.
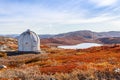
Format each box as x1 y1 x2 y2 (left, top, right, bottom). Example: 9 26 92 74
18 29 40 52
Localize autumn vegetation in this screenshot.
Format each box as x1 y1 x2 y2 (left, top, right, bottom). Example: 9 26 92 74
0 37 120 80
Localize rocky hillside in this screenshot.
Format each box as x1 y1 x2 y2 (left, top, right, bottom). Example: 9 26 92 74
98 37 120 44
0 36 17 51
41 30 120 46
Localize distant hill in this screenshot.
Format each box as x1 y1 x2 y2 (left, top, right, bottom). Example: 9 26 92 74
0 34 19 38
2 30 120 39
97 31 120 38
53 30 120 39
40 30 120 45
39 34 55 39
0 30 120 46
98 37 120 44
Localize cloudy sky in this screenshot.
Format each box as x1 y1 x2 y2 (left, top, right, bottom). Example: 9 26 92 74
0 0 120 34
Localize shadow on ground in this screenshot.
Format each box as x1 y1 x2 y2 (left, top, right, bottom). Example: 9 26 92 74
5 51 40 56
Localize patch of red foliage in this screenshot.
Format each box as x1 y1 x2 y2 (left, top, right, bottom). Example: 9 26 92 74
39 45 120 74
40 45 50 48
0 41 4 45
40 64 77 74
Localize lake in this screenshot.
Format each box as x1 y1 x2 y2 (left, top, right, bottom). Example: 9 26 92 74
58 43 102 49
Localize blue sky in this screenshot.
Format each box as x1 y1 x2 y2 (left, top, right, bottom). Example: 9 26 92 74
0 0 120 34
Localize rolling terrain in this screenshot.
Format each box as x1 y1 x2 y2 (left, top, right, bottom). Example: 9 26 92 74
0 36 120 79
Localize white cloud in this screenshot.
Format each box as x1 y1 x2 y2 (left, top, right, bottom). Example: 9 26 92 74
0 0 120 34
89 0 117 7
110 19 120 26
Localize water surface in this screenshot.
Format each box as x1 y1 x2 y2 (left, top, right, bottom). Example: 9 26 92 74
58 43 102 49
